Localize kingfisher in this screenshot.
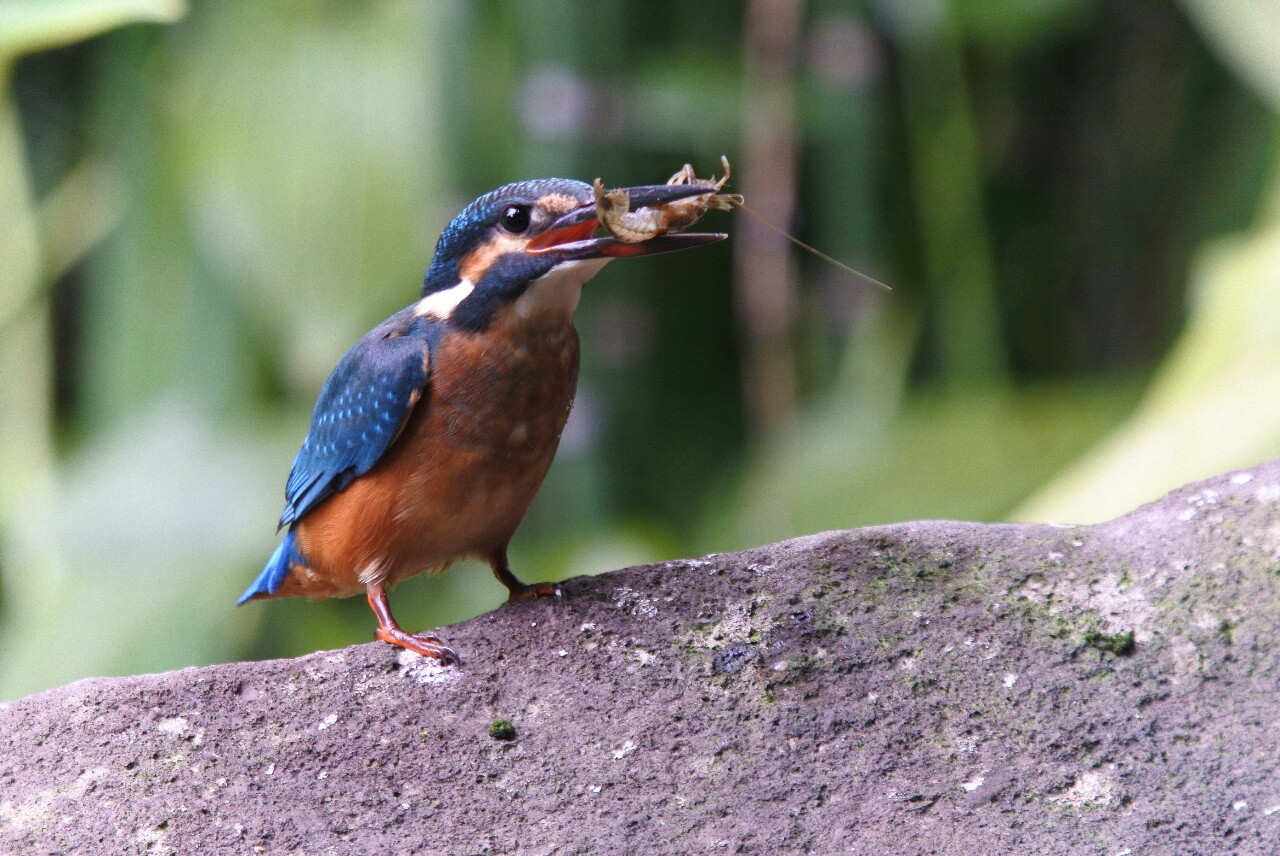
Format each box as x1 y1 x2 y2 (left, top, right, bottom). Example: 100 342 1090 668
238 177 726 664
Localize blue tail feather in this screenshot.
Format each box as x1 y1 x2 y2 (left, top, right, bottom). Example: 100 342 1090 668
238 529 304 604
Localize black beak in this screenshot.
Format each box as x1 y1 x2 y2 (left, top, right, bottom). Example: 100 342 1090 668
527 182 728 259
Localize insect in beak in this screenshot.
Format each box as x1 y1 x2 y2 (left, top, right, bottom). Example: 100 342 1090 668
527 182 729 260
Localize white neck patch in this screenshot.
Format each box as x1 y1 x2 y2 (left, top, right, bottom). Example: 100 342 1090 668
413 279 475 320
512 258 611 322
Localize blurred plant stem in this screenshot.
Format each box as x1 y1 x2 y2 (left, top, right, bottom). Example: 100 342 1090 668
736 0 803 435
896 0 1007 390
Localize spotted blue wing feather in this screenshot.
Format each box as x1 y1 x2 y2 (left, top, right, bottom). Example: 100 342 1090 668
279 316 434 527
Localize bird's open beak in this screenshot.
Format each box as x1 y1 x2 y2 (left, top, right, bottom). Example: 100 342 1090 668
527 183 728 259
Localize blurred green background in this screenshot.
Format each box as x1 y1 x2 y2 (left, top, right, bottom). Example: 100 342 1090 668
2 0 1278 700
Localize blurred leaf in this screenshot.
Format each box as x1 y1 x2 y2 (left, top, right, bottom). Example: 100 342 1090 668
1181 0 1280 111
706 295 1141 547
718 380 1140 548
1015 205 1280 524
0 401 282 699
37 156 126 280
82 0 447 429
0 0 183 61
0 89 63 705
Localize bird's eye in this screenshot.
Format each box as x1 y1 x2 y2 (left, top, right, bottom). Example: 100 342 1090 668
499 204 532 234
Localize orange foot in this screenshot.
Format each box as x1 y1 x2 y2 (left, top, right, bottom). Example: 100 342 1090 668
376 625 460 665
506 581 562 603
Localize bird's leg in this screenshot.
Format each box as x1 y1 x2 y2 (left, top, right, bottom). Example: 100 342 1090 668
490 548 561 603
366 582 459 665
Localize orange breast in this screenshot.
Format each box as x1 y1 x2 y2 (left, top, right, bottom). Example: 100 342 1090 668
282 319 580 599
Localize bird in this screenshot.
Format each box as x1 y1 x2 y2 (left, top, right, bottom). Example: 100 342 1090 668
237 176 727 664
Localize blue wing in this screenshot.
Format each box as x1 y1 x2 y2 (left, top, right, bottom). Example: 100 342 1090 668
279 319 435 527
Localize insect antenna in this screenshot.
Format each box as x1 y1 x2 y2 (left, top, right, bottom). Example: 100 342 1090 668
729 197 892 293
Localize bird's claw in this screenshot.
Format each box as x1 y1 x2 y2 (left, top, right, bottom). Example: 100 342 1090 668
376 626 460 665
506 581 562 603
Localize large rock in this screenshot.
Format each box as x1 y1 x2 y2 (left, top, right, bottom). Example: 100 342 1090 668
3 463 1280 855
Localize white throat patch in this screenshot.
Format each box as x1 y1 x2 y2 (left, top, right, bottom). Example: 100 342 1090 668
413 279 475 320
512 258 611 322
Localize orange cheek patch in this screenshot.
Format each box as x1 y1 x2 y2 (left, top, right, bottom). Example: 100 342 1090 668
459 234 527 282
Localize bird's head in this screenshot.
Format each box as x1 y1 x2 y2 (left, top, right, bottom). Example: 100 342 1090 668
418 178 726 331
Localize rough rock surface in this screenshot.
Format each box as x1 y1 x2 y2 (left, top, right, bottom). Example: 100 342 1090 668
4 464 1280 855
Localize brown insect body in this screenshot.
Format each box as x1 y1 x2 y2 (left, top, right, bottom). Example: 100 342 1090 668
595 156 743 244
